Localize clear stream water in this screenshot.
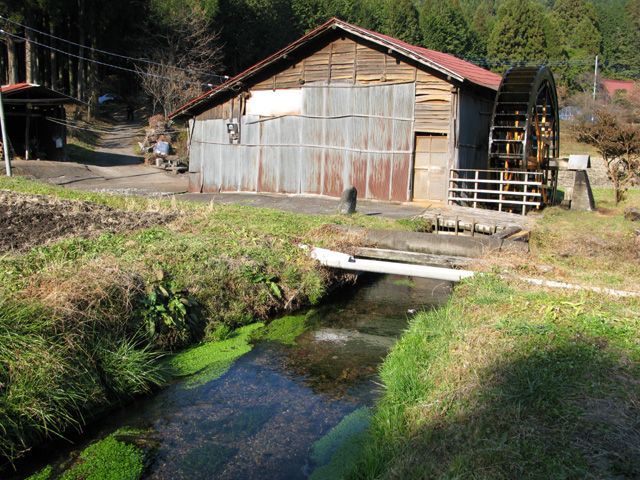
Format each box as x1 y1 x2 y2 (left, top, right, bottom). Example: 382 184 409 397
25 275 450 480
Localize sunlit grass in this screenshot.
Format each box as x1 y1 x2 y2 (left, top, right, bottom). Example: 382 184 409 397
349 275 640 479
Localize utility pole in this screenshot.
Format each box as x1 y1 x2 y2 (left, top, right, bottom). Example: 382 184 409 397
592 55 599 101
591 55 599 122
0 91 11 176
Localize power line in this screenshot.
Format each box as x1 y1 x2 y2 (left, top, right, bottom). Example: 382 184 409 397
0 14 228 81
0 29 220 88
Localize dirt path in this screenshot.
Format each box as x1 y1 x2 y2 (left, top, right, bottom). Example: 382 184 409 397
12 116 188 196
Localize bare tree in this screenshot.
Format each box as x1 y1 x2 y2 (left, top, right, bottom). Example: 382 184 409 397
138 6 224 118
575 110 640 203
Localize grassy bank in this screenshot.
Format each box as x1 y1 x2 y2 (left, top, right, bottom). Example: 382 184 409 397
350 276 640 478
480 188 640 291
348 189 640 479
0 177 404 468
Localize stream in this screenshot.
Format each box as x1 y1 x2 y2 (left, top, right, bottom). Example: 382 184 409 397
25 275 450 479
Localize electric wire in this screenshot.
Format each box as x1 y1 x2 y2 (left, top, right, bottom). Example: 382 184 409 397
0 29 220 88
0 14 228 80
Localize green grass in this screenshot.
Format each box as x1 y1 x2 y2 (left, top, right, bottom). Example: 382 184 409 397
0 176 414 467
347 275 640 479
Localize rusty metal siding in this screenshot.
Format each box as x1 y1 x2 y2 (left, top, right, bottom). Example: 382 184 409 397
189 82 415 201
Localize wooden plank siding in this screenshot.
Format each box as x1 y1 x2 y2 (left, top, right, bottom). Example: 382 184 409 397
249 37 452 135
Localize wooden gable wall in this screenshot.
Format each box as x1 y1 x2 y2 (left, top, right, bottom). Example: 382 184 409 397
196 36 453 135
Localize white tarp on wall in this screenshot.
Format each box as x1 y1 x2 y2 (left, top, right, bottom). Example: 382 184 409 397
246 89 303 116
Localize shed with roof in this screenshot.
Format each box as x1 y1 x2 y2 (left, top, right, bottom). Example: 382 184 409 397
1 83 74 161
170 18 502 203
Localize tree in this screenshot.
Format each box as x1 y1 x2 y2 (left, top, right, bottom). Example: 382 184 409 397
487 0 549 68
575 110 640 203
469 0 496 56
550 0 600 87
380 0 421 44
138 5 223 117
596 0 640 79
420 0 480 57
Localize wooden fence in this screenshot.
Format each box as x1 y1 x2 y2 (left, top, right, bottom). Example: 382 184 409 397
448 168 548 215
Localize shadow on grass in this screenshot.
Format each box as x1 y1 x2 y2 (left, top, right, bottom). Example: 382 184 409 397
362 341 640 480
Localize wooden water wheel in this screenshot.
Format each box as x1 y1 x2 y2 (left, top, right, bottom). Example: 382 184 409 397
488 66 560 205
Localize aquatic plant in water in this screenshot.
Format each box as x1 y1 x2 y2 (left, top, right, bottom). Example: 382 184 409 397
167 323 264 388
309 407 372 479
28 429 146 480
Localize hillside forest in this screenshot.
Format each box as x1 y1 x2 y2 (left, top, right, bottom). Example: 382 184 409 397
1 0 639 114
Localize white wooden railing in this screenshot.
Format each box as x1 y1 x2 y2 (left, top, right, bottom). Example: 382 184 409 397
448 168 546 215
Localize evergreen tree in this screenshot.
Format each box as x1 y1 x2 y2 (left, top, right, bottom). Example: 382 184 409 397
596 0 640 78
488 0 549 67
420 0 480 57
552 0 601 56
381 0 421 44
469 0 496 57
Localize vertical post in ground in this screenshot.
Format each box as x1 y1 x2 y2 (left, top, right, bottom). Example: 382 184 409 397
0 91 12 176
25 104 31 160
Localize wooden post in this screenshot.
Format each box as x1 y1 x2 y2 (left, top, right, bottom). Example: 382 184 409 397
473 170 479 208
522 173 528 215
498 170 504 212
25 104 31 160
0 91 12 176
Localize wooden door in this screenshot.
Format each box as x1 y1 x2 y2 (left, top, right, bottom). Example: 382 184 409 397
412 134 449 202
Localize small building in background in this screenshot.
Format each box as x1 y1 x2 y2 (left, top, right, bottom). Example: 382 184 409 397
171 18 502 204
1 83 74 161
601 78 637 103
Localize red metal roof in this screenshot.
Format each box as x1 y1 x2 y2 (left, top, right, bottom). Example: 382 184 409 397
0 83 35 94
342 22 502 90
170 18 502 118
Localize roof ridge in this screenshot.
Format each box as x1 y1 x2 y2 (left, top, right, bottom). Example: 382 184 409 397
170 19 501 118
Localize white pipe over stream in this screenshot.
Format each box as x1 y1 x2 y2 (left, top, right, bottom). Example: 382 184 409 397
310 247 475 282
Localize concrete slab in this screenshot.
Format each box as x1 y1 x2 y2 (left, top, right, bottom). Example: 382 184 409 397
178 192 427 219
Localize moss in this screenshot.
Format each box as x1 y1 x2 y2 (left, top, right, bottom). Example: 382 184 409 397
391 278 415 288
26 465 53 480
260 314 309 345
167 323 264 387
60 432 144 480
310 407 372 480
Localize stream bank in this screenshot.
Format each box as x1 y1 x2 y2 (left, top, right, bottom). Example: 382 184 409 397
0 177 416 472
22 275 451 480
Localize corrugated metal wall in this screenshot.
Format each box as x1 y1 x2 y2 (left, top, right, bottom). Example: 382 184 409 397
188 82 416 202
